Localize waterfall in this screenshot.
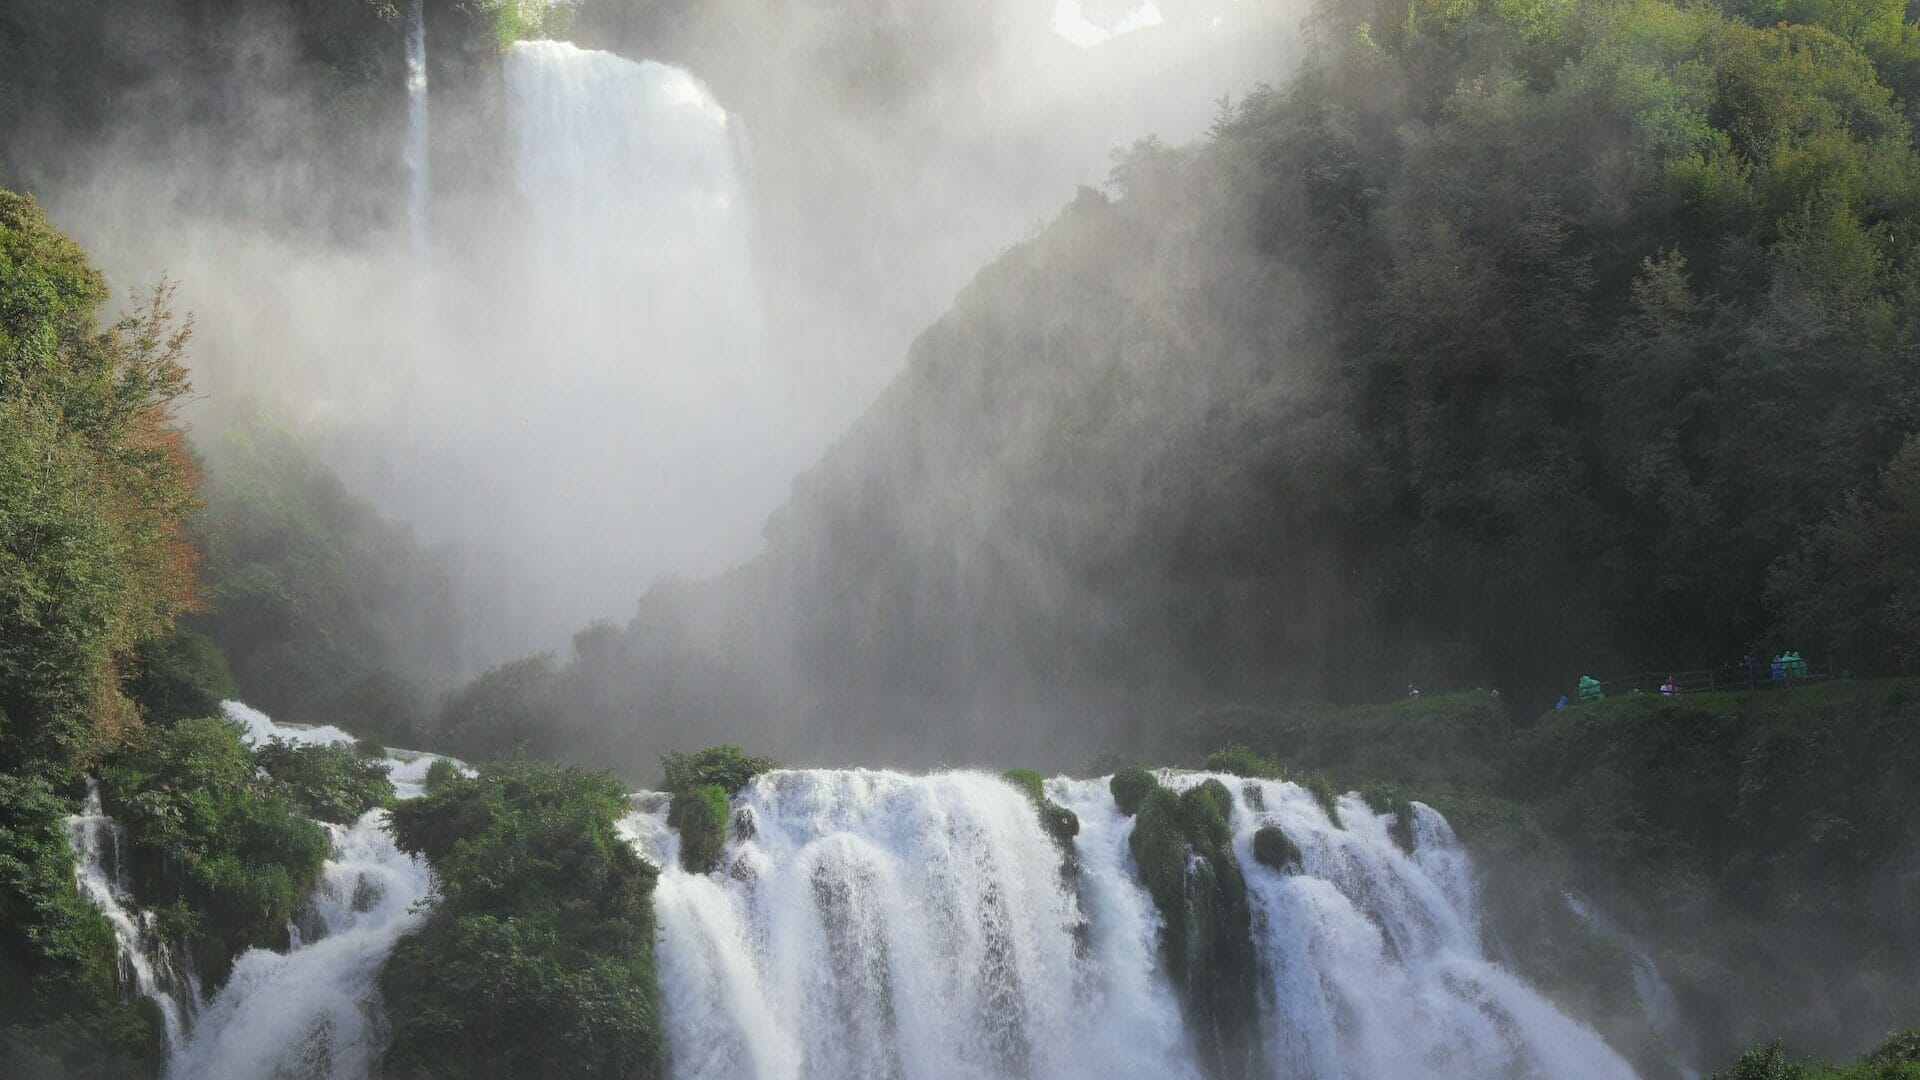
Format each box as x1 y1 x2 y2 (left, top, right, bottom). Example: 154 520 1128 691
63 703 452 1078
1207 777 1636 1080
69 716 1648 1078
404 0 429 267
66 780 198 1050
161 703 446 1078
1565 892 1700 1078
163 810 431 1080
632 770 1642 1080
408 39 784 618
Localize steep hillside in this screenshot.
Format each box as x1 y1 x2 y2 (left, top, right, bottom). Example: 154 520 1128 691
497 0 1920 772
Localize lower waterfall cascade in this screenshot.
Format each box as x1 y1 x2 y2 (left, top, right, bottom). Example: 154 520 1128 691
68 704 1649 1079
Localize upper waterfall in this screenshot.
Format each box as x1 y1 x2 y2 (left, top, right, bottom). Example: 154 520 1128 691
397 38 792 623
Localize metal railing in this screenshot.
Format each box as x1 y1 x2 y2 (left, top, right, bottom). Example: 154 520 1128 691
1578 657 1834 700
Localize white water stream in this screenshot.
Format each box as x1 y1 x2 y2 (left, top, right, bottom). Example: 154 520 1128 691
632 769 1642 1080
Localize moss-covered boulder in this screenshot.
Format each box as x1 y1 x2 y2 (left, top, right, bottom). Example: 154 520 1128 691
658 745 777 875
667 783 730 875
1110 766 1159 815
1252 825 1302 872
1002 769 1080 850
1127 779 1262 1077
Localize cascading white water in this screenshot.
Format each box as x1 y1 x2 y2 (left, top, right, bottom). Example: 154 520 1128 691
62 702 454 1078
638 769 1643 1080
66 781 198 1050
1201 776 1637 1080
158 703 447 1078
1565 892 1699 1079
163 809 430 1080
404 0 429 265
70 712 1646 1079
391 38 790 622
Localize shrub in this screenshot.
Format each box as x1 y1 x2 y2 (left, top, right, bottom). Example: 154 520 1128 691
253 738 394 824
1252 825 1302 872
98 716 330 983
1205 745 1280 779
1110 766 1159 815
381 762 661 1079
659 745 778 795
126 631 235 727
666 783 730 875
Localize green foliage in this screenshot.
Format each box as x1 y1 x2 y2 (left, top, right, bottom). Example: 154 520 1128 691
424 757 461 794
1109 766 1159 815
1251 824 1302 872
0 190 202 772
253 738 394 824
126 630 234 727
382 762 662 1079
1769 435 1920 674
0 191 197 1073
98 716 330 982
666 784 730 875
659 744 778 795
433 654 560 762
1711 1030 1920 1078
1203 745 1281 779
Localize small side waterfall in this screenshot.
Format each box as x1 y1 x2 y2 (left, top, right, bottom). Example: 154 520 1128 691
63 703 453 1079
162 704 445 1078
65 781 199 1050
163 810 431 1080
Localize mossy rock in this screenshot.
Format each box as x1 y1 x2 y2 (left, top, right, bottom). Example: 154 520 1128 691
1126 781 1264 1076
1177 778 1236 851
1360 784 1418 853
1002 769 1080 849
1299 773 1344 828
1110 766 1158 815
1252 825 1302 872
667 783 730 874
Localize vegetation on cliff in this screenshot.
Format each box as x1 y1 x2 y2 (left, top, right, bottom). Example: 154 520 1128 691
0 189 205 1075
98 716 334 983
381 761 663 1080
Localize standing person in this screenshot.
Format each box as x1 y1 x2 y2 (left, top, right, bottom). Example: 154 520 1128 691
1771 654 1787 688
1556 694 1569 710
